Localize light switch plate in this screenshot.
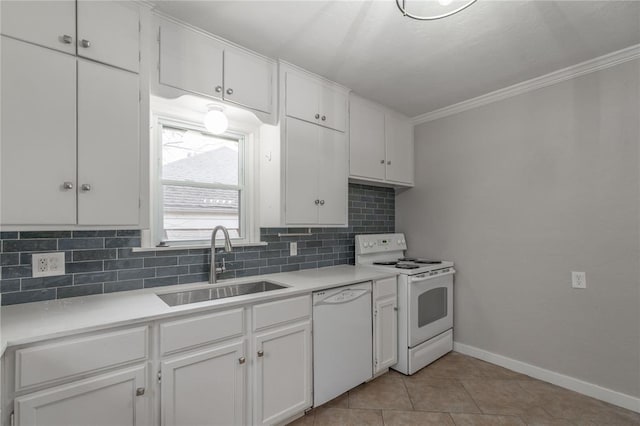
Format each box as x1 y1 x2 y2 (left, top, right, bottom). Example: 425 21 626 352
32 252 66 278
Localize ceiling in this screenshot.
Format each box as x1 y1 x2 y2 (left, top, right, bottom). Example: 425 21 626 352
151 0 640 118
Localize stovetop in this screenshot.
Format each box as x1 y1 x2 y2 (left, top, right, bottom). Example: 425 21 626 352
371 258 451 274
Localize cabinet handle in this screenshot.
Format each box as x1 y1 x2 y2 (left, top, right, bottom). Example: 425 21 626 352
314 113 320 119
315 199 320 205
61 35 73 44
257 350 264 357
79 39 91 48
63 182 74 190
226 88 234 95
380 160 385 164
321 115 326 121
319 200 325 206
136 387 145 396
238 357 246 364
215 85 222 93
387 161 391 165
81 184 92 192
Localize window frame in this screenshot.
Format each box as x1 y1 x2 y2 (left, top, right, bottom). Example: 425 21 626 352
150 114 257 247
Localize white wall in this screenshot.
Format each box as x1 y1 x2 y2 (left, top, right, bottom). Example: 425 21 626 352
397 59 640 398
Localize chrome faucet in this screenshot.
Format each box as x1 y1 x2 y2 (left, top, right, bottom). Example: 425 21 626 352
209 225 233 284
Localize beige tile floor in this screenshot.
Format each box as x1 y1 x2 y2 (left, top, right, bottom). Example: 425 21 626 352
288 352 640 426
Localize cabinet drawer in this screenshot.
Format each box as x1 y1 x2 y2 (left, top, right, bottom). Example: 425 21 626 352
253 295 311 331
160 308 244 356
375 277 397 299
16 327 148 391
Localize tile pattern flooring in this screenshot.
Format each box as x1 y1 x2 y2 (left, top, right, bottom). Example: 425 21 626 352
289 352 640 426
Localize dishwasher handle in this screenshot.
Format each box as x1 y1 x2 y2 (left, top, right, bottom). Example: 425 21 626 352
314 288 371 306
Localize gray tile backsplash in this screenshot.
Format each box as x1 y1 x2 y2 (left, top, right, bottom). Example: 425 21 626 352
0 183 394 305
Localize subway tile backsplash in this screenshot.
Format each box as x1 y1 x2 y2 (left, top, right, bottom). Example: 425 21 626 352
0 184 395 305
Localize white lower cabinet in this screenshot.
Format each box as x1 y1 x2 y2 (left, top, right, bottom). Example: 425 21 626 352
161 341 246 426
253 321 312 425
15 365 148 426
373 277 398 374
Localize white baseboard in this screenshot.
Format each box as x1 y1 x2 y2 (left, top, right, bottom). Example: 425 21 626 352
453 341 640 413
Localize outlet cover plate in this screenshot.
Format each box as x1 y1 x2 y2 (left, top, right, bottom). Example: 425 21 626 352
571 271 586 289
32 252 66 278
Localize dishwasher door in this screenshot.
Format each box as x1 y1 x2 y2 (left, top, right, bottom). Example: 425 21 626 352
312 281 373 407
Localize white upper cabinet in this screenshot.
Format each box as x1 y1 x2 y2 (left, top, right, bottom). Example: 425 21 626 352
349 94 414 187
285 69 348 132
77 60 140 225
1 37 77 225
1 0 76 54
159 19 224 99
317 126 349 225
77 0 140 73
157 18 276 118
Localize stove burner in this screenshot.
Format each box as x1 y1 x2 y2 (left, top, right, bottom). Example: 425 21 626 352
414 260 443 264
373 261 398 266
398 257 416 262
396 263 420 270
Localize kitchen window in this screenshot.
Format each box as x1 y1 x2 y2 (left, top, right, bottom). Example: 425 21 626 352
152 118 255 246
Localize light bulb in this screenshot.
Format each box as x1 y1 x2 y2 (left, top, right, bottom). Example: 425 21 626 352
438 0 454 5
203 107 229 135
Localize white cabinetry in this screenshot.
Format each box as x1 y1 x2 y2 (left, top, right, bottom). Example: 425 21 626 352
373 277 398 374
0 37 140 226
1 0 139 72
157 18 276 120
285 118 348 226
349 94 414 187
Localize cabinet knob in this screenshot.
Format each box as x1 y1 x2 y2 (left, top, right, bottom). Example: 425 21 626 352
226 88 234 95
380 160 385 164
315 113 320 119
63 182 74 190
79 39 91 48
393 307 398 311
257 350 264 357
215 85 222 93
319 200 325 206
321 115 326 121
61 35 73 44
238 357 246 365
136 387 145 396
315 199 320 205
81 184 92 192
387 161 391 165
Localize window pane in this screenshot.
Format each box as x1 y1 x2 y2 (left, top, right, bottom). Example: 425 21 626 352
162 185 240 242
162 126 239 185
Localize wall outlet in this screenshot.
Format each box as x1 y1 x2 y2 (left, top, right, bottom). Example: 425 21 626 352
290 242 297 256
571 271 586 289
32 252 66 278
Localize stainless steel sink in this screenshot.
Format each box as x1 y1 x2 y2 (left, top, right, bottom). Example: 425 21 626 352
157 281 287 306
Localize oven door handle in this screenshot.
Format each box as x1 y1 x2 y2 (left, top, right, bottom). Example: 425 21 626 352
410 269 456 283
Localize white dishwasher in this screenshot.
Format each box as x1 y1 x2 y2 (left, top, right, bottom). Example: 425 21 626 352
312 281 373 407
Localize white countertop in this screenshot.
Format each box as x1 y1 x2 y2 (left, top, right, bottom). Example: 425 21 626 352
0 265 396 355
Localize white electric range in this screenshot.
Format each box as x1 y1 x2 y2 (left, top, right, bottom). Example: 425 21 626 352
355 233 455 375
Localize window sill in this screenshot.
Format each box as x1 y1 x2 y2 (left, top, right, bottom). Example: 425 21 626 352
133 241 268 253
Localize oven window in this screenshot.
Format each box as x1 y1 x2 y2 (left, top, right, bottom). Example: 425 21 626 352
418 287 448 327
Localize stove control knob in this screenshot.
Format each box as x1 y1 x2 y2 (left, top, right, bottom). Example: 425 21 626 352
397 239 402 244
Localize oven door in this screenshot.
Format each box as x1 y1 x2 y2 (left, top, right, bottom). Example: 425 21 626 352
408 272 453 348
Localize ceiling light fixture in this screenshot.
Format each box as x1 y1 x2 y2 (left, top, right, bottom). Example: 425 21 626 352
203 105 229 135
396 0 477 21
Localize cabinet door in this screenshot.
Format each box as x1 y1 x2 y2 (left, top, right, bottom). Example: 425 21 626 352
1 37 77 225
161 341 246 426
77 0 139 73
15 365 148 426
77 60 140 225
349 96 386 180
159 19 224 99
317 127 348 225
1 0 75 54
224 49 274 114
385 114 414 184
318 84 347 132
285 71 320 124
254 321 312 426
374 295 398 374
285 118 319 225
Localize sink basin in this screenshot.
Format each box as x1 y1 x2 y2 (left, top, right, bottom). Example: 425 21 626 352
157 281 287 306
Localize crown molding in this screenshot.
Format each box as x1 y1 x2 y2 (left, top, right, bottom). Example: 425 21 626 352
413 44 640 125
